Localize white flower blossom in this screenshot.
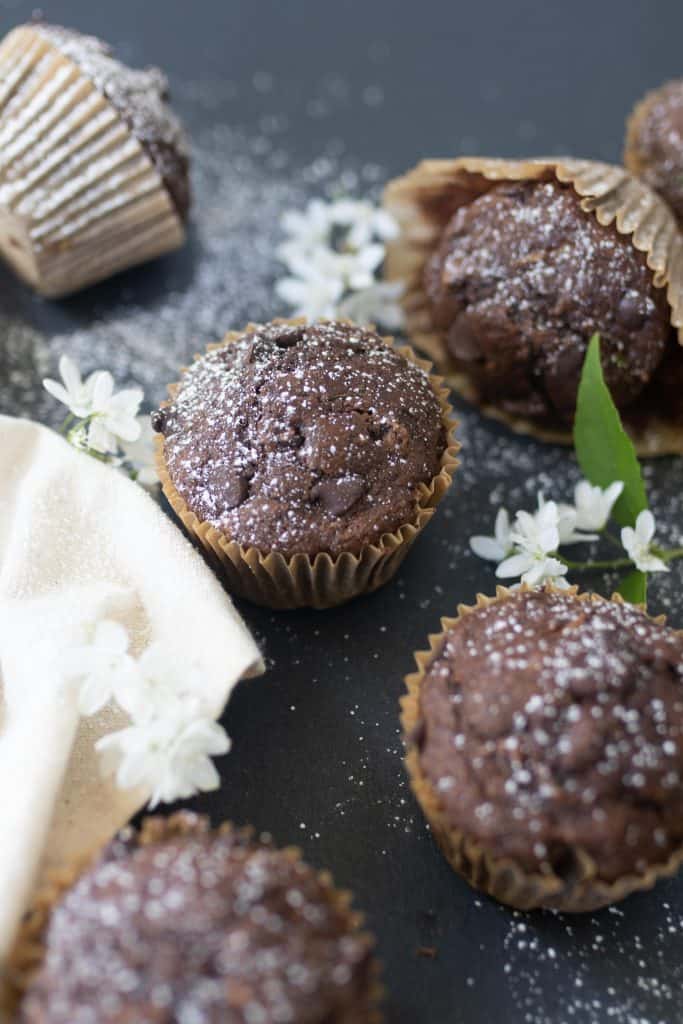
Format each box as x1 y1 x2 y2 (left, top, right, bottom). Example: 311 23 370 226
496 502 571 587
470 508 513 563
115 643 205 723
538 493 597 546
621 510 669 574
291 244 383 292
120 417 159 487
275 269 344 320
62 620 138 716
42 354 107 419
337 280 405 329
572 480 624 532
518 556 570 589
96 713 230 808
87 373 143 455
330 198 399 249
279 199 333 256
508 502 561 561
276 196 396 323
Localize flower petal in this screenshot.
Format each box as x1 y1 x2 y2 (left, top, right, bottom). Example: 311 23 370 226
635 509 656 544
496 552 535 578
470 536 505 562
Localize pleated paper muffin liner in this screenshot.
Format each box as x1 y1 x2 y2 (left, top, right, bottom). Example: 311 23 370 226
156 320 460 611
4 812 383 1022
0 25 185 298
383 156 683 456
401 583 683 913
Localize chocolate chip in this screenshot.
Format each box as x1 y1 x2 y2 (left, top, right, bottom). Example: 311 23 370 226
151 409 166 434
616 289 647 330
211 466 249 509
448 313 482 361
274 327 304 348
311 475 366 515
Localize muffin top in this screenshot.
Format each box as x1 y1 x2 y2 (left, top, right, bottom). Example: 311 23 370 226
626 79 683 222
33 22 190 220
412 589 683 882
155 320 446 558
20 815 375 1024
425 179 671 423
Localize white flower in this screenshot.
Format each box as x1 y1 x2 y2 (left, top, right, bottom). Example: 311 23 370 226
518 556 570 589
572 480 624 532
279 199 333 255
275 269 344 320
330 198 399 249
115 643 204 723
497 502 566 585
337 280 405 329
43 354 107 419
470 508 513 563
62 620 138 716
333 244 385 290
120 417 158 487
96 713 231 808
285 245 383 293
87 373 143 455
510 502 561 559
621 510 669 574
539 493 597 546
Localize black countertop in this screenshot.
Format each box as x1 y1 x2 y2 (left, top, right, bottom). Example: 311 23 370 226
2 1 683 1021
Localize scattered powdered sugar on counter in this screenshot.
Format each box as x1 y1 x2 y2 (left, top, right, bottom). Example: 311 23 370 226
497 899 683 1024
0 114 383 424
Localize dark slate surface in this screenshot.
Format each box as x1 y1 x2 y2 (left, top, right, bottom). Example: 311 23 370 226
1 1 683 1020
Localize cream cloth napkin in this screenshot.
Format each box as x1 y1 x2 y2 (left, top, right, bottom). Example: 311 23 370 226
0 415 263 967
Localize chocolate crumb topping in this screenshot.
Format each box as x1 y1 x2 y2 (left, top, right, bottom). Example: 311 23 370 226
33 22 190 220
425 180 671 424
626 79 683 224
414 590 683 881
20 817 376 1023
156 321 446 558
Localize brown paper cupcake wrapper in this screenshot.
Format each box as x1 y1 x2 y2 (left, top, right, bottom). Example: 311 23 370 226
4 811 383 1022
0 25 185 298
156 319 460 610
384 156 683 456
401 583 683 913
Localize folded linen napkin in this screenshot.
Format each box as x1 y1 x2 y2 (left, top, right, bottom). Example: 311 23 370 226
0 415 263 967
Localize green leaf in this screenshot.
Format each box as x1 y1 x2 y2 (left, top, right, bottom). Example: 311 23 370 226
616 569 648 605
574 334 648 527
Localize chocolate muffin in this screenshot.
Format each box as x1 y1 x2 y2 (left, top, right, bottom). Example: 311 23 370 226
625 80 683 225
154 319 459 609
33 22 190 221
402 587 683 911
424 179 671 424
17 814 379 1023
0 23 188 297
383 157 683 455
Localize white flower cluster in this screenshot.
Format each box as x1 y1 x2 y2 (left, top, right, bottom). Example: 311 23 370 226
43 355 158 486
63 620 230 808
470 479 669 586
275 197 404 327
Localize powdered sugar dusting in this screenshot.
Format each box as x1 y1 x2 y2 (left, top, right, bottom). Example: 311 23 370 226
22 820 375 1022
1 69 683 1024
159 320 445 557
419 590 683 879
